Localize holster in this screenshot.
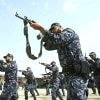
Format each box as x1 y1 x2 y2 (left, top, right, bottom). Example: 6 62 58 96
74 60 91 80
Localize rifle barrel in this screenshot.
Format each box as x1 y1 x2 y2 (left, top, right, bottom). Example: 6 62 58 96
15 12 24 20
15 12 31 23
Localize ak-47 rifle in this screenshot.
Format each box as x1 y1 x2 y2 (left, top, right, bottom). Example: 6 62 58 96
15 12 32 24
39 62 51 74
15 12 43 60
0 60 9 66
0 60 5 65
18 70 26 72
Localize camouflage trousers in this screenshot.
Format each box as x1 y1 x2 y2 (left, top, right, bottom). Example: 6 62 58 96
51 80 63 100
95 75 100 95
46 83 50 95
65 75 87 100
24 83 36 100
0 80 18 100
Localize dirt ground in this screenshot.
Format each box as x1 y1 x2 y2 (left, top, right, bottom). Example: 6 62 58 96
17 88 100 100
0 88 100 100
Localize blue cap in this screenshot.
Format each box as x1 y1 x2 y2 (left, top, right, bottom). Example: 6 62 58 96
89 52 96 56
49 22 61 31
26 67 31 70
50 61 56 64
4 53 13 59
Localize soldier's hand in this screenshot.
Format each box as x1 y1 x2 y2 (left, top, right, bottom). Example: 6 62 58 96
30 21 45 34
30 21 39 29
18 70 23 72
85 57 91 61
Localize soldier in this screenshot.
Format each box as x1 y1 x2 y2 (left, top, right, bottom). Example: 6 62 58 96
41 61 63 100
44 75 51 95
32 77 39 96
30 22 89 100
60 74 67 96
19 67 36 100
88 52 100 95
88 71 96 94
0 53 19 100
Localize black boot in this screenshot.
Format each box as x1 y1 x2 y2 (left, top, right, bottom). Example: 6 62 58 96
34 96 36 100
25 96 28 100
32 94 36 100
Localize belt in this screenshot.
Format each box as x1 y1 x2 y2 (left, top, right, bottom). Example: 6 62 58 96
62 65 75 74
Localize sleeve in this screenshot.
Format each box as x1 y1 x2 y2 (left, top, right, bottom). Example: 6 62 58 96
0 65 7 71
95 58 100 68
22 71 27 76
42 28 75 49
6 61 18 72
46 65 58 72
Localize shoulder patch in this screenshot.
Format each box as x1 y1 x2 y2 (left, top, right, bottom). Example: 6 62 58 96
62 28 75 34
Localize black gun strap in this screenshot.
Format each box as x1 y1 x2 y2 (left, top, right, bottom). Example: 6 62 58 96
24 25 43 60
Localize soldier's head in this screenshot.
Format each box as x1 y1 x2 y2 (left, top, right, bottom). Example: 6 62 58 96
3 53 13 62
50 61 56 67
89 52 96 59
26 67 31 72
49 22 62 34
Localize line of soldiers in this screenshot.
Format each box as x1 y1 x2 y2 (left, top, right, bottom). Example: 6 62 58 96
0 53 40 100
43 72 67 96
86 52 100 96
0 51 100 100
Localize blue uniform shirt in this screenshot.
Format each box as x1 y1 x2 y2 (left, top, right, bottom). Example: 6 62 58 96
46 65 60 82
43 28 83 69
0 61 18 81
22 71 34 84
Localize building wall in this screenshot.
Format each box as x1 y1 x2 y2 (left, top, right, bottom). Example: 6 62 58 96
0 74 45 88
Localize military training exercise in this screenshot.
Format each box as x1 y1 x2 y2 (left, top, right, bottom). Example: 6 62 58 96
0 0 100 100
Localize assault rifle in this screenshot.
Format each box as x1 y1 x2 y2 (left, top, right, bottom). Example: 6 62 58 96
39 62 51 74
39 62 50 66
15 12 32 24
39 62 45 65
0 60 6 65
18 70 26 72
15 12 43 60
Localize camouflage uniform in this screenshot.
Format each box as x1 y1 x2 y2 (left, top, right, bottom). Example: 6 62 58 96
33 78 39 96
22 70 36 100
45 75 51 95
43 27 87 100
88 54 100 95
46 64 63 100
88 72 96 94
0 61 18 100
60 74 67 96
93 58 100 95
